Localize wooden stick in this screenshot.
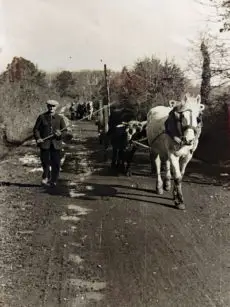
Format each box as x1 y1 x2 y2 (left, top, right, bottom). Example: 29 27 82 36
132 140 150 149
41 127 67 142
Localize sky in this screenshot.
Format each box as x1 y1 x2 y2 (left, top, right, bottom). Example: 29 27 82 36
0 0 217 74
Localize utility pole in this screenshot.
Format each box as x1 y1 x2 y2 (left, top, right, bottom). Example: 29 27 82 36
103 64 110 133
99 100 103 125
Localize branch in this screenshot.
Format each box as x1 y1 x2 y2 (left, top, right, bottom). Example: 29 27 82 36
211 79 230 88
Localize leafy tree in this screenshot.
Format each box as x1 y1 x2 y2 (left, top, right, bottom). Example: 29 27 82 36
200 40 211 104
0 57 47 86
54 70 75 97
109 56 187 119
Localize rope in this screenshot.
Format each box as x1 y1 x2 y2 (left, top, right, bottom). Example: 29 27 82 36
136 137 148 143
75 101 117 123
39 101 116 142
131 140 150 149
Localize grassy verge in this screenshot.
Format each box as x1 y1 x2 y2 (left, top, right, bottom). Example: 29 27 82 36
0 82 70 145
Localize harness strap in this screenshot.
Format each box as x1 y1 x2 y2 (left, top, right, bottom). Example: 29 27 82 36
149 131 166 147
165 110 181 143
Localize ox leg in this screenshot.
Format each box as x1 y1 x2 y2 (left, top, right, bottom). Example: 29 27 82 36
150 150 155 175
163 160 171 191
118 149 125 173
155 154 163 195
125 147 136 177
180 153 193 177
170 154 185 210
111 147 118 168
103 134 110 162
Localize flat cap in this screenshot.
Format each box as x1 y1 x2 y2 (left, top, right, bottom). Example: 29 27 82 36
46 99 59 106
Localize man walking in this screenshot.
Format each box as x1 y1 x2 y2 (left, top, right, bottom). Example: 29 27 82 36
69 102 76 120
33 100 67 187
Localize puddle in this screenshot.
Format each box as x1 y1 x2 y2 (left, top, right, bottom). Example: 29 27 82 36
71 226 77 231
69 190 86 198
85 185 94 191
69 254 84 264
60 155 66 165
69 242 82 248
68 181 77 187
67 205 91 215
19 154 40 166
61 215 80 222
69 278 106 291
71 292 104 305
29 167 43 173
63 150 92 174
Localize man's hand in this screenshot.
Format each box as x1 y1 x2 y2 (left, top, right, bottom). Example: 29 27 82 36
37 138 44 144
174 136 182 145
54 129 62 137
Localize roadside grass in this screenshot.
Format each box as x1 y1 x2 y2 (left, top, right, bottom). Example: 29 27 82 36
0 82 70 144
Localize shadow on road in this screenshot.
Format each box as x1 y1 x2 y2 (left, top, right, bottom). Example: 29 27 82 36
0 181 41 188
82 133 230 187
64 181 177 210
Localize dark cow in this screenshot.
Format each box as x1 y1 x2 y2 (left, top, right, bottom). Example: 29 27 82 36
107 107 148 175
76 102 87 119
108 107 135 133
125 120 147 176
95 118 104 144
108 119 146 176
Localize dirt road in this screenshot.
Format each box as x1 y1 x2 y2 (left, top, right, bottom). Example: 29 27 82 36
0 120 230 307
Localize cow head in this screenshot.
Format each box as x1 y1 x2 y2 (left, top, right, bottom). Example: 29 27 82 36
168 93 205 146
123 120 147 142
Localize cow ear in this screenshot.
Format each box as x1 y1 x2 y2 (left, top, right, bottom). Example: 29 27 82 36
174 111 180 119
169 100 178 108
196 94 201 104
200 104 205 111
183 92 190 102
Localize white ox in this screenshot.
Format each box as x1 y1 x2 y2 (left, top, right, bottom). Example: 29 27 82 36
146 93 205 210
86 101 94 120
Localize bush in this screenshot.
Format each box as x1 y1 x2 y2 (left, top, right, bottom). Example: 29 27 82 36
195 93 230 163
0 82 65 144
0 57 71 146
109 57 188 120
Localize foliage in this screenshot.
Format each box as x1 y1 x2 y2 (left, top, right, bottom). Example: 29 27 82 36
54 70 75 97
0 57 66 144
109 57 188 120
189 1 230 86
53 69 105 103
0 56 47 86
0 81 64 144
200 41 211 104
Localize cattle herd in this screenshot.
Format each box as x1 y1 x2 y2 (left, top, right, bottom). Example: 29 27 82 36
69 94 205 210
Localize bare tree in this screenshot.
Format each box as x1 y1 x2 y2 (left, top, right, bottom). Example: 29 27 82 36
187 31 230 87
186 0 230 87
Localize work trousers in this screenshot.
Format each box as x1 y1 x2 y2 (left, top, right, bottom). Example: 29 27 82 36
40 144 61 183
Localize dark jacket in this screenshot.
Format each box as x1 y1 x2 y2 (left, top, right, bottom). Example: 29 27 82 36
33 112 67 150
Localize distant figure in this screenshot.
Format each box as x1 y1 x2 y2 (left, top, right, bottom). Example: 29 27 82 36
86 101 94 120
33 100 67 187
76 102 87 119
69 102 76 120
